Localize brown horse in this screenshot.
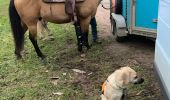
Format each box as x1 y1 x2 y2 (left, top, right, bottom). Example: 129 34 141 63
9 0 101 59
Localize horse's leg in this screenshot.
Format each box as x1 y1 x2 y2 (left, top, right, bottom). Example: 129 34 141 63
42 21 52 36
74 21 83 52
80 17 91 49
29 32 45 59
14 22 28 59
83 31 91 49
43 21 55 41
28 25 45 59
21 22 28 34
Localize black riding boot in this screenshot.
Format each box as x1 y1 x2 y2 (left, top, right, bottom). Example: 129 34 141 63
74 21 83 52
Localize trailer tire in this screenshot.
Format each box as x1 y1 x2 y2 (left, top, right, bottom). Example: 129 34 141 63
115 32 126 42
115 0 122 14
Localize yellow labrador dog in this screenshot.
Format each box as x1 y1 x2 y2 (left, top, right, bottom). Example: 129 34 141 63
101 66 144 100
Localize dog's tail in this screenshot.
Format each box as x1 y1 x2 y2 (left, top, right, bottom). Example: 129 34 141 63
102 81 106 94
101 94 107 100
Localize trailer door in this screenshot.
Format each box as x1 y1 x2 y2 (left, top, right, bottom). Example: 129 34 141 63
135 0 159 29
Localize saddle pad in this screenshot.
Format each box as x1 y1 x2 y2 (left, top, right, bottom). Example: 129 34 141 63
43 0 84 3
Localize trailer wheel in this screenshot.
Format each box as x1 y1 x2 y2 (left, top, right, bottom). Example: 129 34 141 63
111 17 116 35
115 0 122 14
115 33 126 42
111 17 125 42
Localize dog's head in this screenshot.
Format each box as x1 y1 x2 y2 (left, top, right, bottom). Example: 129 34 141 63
114 66 144 88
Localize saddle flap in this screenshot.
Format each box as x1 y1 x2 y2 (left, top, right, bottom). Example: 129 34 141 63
43 0 85 23
43 0 84 3
65 0 75 15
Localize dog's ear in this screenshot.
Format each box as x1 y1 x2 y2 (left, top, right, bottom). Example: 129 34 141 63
116 72 130 88
123 72 131 85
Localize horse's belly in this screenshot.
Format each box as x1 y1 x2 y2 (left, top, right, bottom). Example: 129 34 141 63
40 3 71 24
43 15 71 24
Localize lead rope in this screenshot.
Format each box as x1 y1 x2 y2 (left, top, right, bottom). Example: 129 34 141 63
100 0 111 10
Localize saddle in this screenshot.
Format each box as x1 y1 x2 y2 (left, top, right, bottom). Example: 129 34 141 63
43 0 84 3
43 0 85 23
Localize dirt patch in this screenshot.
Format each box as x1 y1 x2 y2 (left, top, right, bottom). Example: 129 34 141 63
50 36 162 99
0 1 163 99
95 4 163 100
96 5 112 37
48 4 163 100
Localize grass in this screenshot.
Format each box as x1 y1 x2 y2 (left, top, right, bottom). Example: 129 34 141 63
0 0 96 99
0 0 9 16
0 0 161 100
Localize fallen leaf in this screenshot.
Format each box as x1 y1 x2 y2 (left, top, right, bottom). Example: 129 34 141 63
51 80 58 85
88 72 93 76
136 90 144 95
95 64 99 66
72 69 86 74
80 54 86 58
52 92 63 96
62 73 67 76
79 58 86 62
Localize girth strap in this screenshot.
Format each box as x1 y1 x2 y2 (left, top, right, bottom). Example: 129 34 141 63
43 0 84 3
65 0 77 23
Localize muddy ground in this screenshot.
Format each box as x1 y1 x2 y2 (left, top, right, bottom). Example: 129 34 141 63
48 4 163 100
0 1 163 100
96 5 162 100
55 3 163 100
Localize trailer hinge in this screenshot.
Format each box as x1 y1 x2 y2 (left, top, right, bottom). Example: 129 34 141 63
132 0 136 5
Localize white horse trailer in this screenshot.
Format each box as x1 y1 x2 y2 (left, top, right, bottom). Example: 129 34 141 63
154 0 170 99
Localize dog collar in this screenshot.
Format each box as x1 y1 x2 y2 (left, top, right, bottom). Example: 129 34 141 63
102 79 126 94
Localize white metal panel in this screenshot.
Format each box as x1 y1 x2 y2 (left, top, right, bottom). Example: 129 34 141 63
111 13 126 28
155 0 170 99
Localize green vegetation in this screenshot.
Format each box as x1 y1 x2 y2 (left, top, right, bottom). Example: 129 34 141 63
0 0 9 16
0 1 95 99
0 0 160 100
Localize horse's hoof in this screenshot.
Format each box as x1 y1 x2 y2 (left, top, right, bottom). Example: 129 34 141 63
78 46 83 52
40 57 47 65
93 40 102 44
16 54 22 60
38 54 46 60
86 45 91 50
40 55 46 59
43 36 55 41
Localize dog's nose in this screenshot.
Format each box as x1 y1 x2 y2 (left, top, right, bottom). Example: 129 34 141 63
134 78 144 84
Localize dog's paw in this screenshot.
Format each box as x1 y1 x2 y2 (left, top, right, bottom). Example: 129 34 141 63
101 94 107 100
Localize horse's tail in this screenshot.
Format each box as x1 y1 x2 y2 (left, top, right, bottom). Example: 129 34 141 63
9 0 24 54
